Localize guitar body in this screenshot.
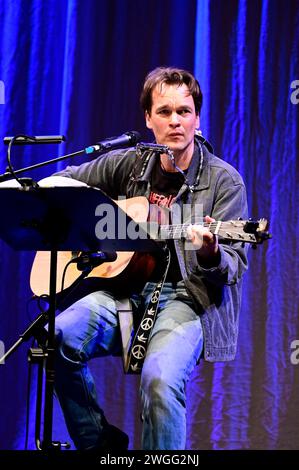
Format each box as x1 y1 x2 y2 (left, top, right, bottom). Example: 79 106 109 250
30 196 157 297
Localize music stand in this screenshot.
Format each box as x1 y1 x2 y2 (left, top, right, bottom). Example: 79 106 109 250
0 183 160 450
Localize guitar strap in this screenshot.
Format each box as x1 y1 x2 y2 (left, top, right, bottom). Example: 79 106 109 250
124 247 171 374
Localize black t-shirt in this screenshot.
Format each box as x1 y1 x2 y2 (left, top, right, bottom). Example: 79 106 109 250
149 159 186 283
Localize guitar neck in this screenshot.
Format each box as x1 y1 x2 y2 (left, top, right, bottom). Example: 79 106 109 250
159 222 216 240
158 219 267 244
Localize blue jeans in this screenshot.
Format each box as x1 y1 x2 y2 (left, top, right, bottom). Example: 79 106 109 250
54 281 203 450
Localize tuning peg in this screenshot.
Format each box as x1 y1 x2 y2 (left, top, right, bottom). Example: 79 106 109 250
263 232 272 241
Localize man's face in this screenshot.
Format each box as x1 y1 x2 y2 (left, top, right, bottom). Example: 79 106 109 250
145 83 199 155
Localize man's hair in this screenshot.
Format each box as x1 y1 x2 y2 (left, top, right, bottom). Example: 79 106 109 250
140 66 203 116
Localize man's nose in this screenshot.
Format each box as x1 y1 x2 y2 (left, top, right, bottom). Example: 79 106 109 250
169 112 180 125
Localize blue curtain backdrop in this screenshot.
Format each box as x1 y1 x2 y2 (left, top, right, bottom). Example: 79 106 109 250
0 0 298 450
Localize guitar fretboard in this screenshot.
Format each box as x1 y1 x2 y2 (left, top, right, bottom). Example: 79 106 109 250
159 222 221 240
157 220 261 244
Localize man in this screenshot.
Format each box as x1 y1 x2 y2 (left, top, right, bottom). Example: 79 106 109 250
53 67 248 450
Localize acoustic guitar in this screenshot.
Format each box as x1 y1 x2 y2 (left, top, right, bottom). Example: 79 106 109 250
30 196 270 297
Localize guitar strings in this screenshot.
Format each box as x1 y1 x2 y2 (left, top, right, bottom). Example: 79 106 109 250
160 221 244 232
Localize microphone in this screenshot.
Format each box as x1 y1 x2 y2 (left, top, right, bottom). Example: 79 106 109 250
73 251 118 272
85 131 141 154
3 135 66 145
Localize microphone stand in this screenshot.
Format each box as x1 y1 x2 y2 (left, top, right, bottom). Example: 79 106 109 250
0 130 142 182
0 137 99 451
0 133 142 450
0 149 85 182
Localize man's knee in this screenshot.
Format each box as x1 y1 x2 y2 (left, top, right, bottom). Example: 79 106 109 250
141 365 182 402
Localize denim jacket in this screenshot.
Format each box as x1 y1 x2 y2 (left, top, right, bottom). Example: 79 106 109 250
55 138 248 362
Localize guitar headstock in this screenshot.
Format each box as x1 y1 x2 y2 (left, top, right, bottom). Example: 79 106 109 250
216 218 271 245
243 218 271 243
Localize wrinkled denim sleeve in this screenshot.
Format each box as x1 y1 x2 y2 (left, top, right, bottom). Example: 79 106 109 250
195 169 249 286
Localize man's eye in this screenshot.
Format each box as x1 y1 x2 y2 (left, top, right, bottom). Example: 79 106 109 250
158 109 170 115
179 109 191 115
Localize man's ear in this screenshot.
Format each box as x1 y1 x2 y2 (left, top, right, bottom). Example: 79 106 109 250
196 115 200 129
145 111 152 130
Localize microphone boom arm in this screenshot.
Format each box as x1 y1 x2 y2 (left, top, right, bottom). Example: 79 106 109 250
0 131 141 183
